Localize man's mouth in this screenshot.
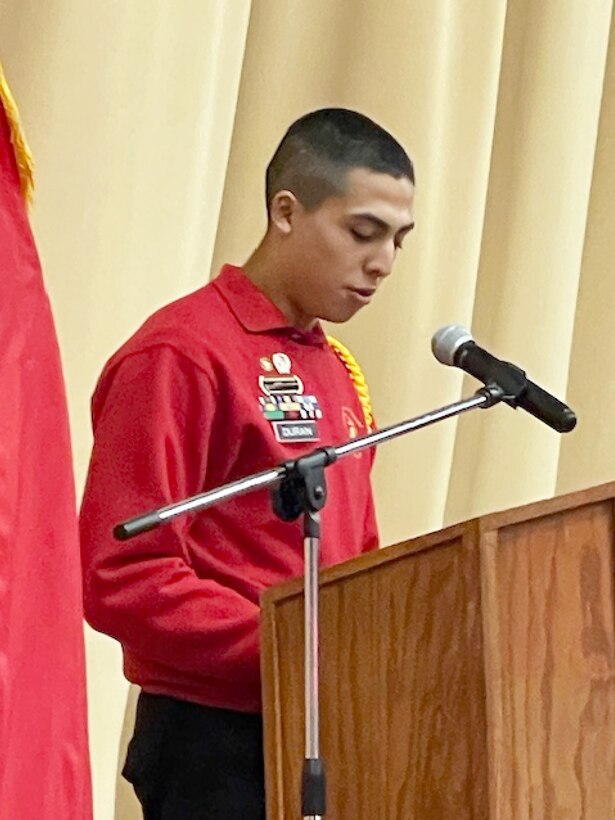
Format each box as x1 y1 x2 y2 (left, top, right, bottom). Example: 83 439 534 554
348 287 376 303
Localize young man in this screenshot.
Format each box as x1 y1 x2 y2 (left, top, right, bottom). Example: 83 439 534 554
80 108 415 819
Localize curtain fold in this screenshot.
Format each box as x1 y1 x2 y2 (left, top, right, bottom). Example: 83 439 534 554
445 0 613 525
1 4 252 819
557 1 615 496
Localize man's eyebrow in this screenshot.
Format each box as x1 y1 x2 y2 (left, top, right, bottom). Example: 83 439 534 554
351 212 415 233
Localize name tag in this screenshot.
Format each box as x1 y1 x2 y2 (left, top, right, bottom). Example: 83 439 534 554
273 421 320 443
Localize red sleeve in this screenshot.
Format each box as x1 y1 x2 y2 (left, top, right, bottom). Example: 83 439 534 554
362 413 379 552
79 346 260 687
362 462 380 553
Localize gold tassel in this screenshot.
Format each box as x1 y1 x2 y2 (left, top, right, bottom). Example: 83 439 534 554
327 336 374 432
0 61 34 203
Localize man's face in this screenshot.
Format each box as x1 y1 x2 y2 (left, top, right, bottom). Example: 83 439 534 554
278 167 415 325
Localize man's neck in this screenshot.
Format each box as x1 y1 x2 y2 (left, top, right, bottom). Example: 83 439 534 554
242 241 318 331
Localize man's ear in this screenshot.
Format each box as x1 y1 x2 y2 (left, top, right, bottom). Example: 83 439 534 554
269 190 300 235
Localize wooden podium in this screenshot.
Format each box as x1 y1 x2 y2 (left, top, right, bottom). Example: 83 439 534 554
261 482 615 819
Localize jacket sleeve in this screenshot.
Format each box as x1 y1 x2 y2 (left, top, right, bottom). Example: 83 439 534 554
362 469 380 553
360 416 379 553
80 345 260 689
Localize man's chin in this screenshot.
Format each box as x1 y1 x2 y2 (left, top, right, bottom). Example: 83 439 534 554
322 287 378 323
318 303 364 324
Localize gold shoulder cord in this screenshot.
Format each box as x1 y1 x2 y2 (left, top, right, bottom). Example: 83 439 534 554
0 61 34 203
327 336 374 432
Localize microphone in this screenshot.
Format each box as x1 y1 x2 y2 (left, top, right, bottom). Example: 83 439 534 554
431 325 577 433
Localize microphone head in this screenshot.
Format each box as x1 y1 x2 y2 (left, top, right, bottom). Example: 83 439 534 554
431 325 474 366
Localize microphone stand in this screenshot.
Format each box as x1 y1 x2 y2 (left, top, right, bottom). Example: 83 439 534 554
115 384 509 818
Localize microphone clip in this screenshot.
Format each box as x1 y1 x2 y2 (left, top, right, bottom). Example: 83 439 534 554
476 361 528 409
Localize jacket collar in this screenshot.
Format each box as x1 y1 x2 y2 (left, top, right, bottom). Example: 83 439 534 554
213 264 327 346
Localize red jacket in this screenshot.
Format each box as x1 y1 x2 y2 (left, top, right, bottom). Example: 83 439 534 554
80 265 378 713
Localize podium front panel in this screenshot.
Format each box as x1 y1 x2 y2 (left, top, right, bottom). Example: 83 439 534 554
261 530 488 819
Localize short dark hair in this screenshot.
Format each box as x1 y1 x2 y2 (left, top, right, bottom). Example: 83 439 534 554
266 108 414 211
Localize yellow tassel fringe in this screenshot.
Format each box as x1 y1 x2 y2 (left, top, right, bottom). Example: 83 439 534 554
0 61 34 203
327 336 374 432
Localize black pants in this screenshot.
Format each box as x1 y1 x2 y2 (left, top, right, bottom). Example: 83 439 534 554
123 692 266 820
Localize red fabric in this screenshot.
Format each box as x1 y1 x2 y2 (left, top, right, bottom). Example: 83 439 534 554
0 107 92 814
80 265 378 713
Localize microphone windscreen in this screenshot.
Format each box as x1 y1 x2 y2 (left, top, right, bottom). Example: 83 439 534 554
431 325 474 366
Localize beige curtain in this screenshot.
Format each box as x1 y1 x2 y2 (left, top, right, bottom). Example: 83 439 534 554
2 1 614 818
0 3 252 818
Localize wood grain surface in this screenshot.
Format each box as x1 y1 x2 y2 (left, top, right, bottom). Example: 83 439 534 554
481 502 615 819
261 482 615 819
263 535 489 818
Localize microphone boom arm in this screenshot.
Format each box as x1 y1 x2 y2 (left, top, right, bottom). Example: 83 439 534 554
114 389 495 541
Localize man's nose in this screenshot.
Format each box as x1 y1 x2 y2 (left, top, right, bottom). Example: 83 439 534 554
366 241 396 279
